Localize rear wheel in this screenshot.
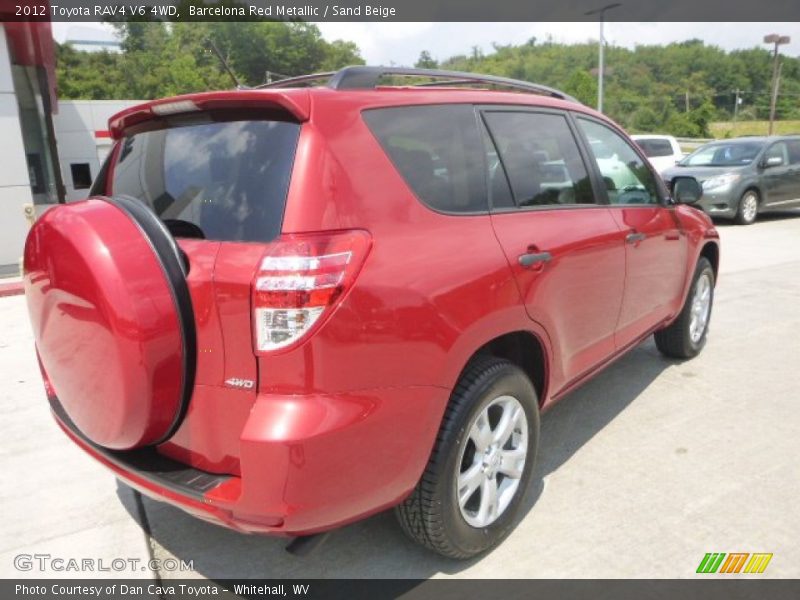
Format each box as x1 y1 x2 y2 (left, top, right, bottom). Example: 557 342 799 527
734 189 759 225
654 257 714 359
395 357 539 559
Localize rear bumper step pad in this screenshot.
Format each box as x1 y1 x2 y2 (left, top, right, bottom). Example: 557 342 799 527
49 396 228 498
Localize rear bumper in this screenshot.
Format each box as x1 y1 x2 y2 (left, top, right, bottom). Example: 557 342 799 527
50 384 447 535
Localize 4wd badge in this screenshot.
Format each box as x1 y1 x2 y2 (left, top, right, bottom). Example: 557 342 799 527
225 378 254 390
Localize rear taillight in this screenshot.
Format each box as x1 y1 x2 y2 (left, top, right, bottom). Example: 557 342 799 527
252 230 371 353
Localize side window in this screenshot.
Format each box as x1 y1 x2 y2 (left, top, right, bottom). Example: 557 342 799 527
765 142 789 165
787 140 800 166
483 111 595 207
362 105 487 213
578 119 661 205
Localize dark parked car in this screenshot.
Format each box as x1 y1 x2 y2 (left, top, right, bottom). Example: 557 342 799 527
24 66 719 559
663 136 800 225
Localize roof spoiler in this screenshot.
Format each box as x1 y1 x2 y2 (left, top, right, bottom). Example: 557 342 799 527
108 90 311 139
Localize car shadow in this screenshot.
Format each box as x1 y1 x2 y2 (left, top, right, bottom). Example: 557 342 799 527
118 339 674 580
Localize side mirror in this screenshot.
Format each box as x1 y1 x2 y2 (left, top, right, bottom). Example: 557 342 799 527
671 176 703 205
763 156 784 168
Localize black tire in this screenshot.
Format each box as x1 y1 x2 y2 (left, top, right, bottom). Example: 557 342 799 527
734 189 759 225
654 257 715 359
395 357 540 559
102 195 196 445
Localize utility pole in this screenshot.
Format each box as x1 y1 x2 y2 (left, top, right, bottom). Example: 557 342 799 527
685 91 689 113
585 3 622 113
733 89 740 123
764 33 791 136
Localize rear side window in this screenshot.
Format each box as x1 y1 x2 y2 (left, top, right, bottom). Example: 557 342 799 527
483 111 595 207
363 105 487 213
109 119 300 242
788 140 800 165
636 138 674 157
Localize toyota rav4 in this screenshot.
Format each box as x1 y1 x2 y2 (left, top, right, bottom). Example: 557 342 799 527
24 66 719 558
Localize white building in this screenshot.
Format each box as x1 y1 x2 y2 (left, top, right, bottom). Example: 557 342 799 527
0 12 141 274
0 19 61 276
54 100 142 202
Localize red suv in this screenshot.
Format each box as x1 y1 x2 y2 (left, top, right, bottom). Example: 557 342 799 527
24 67 719 558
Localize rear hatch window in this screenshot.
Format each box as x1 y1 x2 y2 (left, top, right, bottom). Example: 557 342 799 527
105 117 300 242
636 138 674 157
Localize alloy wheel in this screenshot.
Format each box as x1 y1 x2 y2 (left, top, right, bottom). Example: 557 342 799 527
689 272 712 343
741 193 758 223
457 395 528 528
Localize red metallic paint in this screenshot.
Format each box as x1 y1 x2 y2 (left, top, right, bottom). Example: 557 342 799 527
610 205 689 349
490 207 627 393
30 86 720 535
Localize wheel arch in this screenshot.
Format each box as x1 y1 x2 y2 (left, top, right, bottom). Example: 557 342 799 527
458 330 549 407
742 185 762 202
699 241 720 280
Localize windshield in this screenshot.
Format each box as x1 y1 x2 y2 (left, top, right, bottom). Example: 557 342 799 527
107 117 300 243
680 142 763 167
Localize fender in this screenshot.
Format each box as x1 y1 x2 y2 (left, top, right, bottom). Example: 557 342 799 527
439 301 556 405
669 205 720 325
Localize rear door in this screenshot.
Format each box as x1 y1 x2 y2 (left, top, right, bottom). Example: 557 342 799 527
785 140 800 207
761 140 800 208
99 113 301 469
482 107 627 392
575 117 688 349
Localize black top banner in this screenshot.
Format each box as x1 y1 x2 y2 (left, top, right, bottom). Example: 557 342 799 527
4 0 800 22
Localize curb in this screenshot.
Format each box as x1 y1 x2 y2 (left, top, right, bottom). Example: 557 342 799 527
0 281 24 298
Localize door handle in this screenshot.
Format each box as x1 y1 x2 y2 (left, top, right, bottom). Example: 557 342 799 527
626 232 647 244
518 251 552 268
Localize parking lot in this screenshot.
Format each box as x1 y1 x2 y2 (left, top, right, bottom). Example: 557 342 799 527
1 211 799 580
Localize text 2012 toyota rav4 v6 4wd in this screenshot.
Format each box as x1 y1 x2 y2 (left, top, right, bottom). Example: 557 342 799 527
24 67 719 559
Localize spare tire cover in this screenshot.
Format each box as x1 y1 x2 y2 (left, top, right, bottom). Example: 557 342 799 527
24 197 195 450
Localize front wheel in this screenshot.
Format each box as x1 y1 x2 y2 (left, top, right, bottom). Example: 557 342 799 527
734 190 759 225
655 257 715 359
395 357 540 559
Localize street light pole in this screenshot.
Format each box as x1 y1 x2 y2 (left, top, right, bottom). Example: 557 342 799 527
764 34 791 136
586 3 622 113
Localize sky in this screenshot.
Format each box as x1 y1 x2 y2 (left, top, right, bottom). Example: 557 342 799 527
51 22 800 66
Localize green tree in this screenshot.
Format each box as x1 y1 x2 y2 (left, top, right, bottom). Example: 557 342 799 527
631 107 661 133
57 21 364 99
56 28 800 134
564 69 597 106
319 40 363 71
415 51 438 69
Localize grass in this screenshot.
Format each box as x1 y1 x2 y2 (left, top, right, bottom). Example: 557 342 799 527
709 120 800 138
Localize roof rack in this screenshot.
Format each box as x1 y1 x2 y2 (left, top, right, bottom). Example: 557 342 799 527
257 65 578 103
257 71 336 89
